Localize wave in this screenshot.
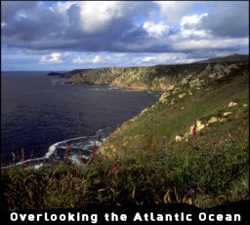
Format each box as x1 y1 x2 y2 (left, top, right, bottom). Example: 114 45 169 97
2 127 112 170
50 78 66 86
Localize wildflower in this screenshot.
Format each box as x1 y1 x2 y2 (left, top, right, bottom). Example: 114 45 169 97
191 124 197 135
225 133 233 142
112 163 119 172
112 159 120 172
187 188 195 197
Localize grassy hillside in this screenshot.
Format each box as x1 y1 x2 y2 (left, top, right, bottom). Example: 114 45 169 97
1 56 249 210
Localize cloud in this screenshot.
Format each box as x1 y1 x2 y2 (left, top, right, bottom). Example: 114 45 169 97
40 52 71 64
172 38 248 52
78 1 126 34
72 57 88 64
143 21 170 38
141 53 197 65
198 1 249 38
93 55 107 63
180 13 209 38
72 55 109 64
1 1 249 71
154 1 194 23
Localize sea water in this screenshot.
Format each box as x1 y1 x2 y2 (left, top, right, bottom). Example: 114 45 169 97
1 71 159 167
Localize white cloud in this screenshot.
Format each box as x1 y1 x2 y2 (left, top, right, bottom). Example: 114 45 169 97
143 21 170 38
54 1 77 14
93 56 101 63
115 53 127 57
173 38 248 51
72 57 88 64
92 55 109 63
142 53 196 64
154 1 194 23
40 52 71 64
72 55 109 64
142 56 156 62
180 13 209 38
77 1 125 34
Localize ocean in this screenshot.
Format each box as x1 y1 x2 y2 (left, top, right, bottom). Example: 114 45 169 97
1 71 160 166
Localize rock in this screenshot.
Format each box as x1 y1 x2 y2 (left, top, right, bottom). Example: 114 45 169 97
47 72 64 76
208 117 218 124
223 112 232 117
181 75 193 85
159 92 171 103
178 93 186 98
189 78 201 87
209 73 217 79
175 135 183 142
207 116 226 124
140 108 150 115
196 120 205 131
189 120 205 134
218 118 226 122
228 102 237 107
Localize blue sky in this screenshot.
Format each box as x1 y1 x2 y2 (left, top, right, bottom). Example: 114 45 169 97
1 1 249 71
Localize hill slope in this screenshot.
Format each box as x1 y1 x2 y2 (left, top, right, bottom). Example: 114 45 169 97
95 58 249 207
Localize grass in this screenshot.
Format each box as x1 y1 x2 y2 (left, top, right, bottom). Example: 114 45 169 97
1 121 248 210
1 62 249 210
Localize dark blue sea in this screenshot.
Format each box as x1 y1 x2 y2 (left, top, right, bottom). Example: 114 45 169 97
1 71 159 166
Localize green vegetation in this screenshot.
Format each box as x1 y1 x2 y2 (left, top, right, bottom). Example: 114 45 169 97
1 56 249 210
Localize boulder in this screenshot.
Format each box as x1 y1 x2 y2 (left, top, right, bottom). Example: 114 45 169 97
223 112 232 117
178 93 186 98
228 102 237 107
208 117 218 124
175 135 183 142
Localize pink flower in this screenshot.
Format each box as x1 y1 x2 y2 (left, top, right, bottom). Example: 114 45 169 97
112 163 119 172
192 124 197 135
112 159 120 172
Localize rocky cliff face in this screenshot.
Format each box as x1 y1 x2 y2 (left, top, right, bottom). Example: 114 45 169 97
64 55 249 92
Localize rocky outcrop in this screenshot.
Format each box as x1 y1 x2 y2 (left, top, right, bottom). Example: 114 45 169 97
64 55 249 92
47 72 64 76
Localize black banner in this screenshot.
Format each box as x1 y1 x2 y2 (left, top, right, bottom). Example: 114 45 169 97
1 200 249 225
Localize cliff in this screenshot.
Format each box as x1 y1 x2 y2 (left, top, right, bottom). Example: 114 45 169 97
64 54 249 91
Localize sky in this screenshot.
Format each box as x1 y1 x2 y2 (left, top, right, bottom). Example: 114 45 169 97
1 1 249 71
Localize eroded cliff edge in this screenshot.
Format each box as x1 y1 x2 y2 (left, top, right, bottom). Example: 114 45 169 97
64 54 249 92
